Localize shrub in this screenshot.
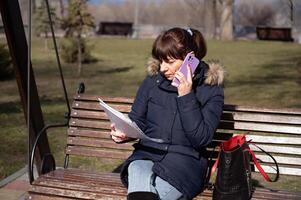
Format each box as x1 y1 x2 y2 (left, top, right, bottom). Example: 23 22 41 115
61 37 96 64
0 43 13 81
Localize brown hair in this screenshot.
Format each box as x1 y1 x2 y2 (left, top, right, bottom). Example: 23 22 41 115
152 27 207 62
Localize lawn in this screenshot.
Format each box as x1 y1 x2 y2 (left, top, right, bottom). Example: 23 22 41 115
0 37 300 191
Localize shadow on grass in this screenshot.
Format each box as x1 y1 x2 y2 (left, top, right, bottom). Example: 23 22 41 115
0 96 68 115
40 95 69 105
0 102 22 114
226 51 301 87
95 66 134 74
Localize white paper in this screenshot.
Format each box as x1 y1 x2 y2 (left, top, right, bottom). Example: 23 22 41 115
98 98 164 143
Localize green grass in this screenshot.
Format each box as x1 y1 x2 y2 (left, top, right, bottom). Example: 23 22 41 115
0 37 300 191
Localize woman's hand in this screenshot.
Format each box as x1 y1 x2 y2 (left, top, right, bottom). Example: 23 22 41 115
110 123 129 143
175 65 193 96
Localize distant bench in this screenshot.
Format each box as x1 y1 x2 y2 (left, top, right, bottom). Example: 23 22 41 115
96 22 133 36
27 87 301 199
256 26 294 42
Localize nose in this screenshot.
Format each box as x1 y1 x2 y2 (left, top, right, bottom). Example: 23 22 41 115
160 62 168 72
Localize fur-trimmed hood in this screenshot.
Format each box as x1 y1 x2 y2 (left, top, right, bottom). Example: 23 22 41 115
146 58 225 86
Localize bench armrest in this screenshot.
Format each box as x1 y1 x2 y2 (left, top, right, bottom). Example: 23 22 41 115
29 122 68 184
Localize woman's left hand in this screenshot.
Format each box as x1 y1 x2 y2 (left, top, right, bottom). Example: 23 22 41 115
175 65 193 97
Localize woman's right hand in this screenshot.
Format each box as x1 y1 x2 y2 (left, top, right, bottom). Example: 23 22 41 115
110 123 129 143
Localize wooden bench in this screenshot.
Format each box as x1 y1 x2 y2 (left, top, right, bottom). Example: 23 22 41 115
256 26 294 42
27 91 301 199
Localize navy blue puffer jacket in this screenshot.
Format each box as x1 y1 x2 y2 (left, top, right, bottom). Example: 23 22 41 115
120 60 224 199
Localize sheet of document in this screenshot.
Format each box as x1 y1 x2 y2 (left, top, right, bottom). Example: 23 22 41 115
98 98 164 143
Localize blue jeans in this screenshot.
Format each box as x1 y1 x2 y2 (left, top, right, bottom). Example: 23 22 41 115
127 160 185 200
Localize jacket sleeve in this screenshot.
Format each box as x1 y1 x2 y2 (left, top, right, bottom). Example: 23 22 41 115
128 77 151 132
176 85 224 150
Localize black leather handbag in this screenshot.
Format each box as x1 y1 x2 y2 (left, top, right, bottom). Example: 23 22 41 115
210 134 279 200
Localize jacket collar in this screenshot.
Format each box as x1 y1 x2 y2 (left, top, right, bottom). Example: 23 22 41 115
147 58 225 87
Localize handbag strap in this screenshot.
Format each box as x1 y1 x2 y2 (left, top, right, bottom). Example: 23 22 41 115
204 146 218 190
248 142 279 182
210 146 220 178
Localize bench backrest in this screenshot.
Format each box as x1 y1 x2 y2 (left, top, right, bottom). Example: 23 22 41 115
67 94 301 176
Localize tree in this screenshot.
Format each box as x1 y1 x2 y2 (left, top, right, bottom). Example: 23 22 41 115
180 0 205 28
236 0 275 27
34 1 58 51
287 0 294 27
63 0 95 76
58 0 65 19
204 0 218 39
220 0 234 40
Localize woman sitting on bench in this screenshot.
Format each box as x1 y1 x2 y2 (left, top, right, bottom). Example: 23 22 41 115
110 27 224 200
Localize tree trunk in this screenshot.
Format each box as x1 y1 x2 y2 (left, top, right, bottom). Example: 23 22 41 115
59 0 65 19
220 0 233 41
204 0 217 39
44 38 48 51
32 0 36 13
77 36 82 77
44 32 48 51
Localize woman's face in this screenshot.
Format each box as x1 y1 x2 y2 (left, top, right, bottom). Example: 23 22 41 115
160 58 183 80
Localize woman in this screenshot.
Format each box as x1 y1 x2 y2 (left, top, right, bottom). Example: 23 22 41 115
110 27 224 200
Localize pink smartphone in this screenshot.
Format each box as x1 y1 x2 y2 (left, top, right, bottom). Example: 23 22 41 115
171 52 200 87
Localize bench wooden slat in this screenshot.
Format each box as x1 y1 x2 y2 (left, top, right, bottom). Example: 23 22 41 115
69 118 110 129
74 94 134 104
255 165 301 176
72 101 131 113
245 135 301 145
219 121 301 135
222 112 301 125
223 104 301 115
30 185 125 200
35 176 126 193
250 144 301 156
66 146 131 159
255 155 301 166
73 95 301 115
67 137 133 151
71 110 301 125
71 110 108 120
68 128 111 139
29 193 81 200
35 178 125 194
205 150 300 167
206 145 299 160
69 118 301 136
206 157 300 176
40 170 122 189
44 169 121 183
66 129 275 143
29 193 124 200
